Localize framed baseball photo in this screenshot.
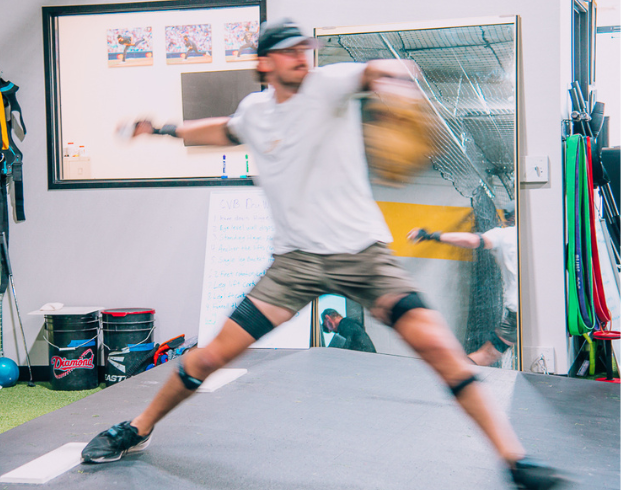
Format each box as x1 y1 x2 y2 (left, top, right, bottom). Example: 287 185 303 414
165 24 213 65
224 21 259 61
107 26 154 67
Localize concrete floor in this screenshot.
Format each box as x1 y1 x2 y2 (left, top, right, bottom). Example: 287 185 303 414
0 348 619 489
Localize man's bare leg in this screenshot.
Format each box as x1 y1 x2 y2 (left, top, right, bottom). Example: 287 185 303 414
469 340 504 367
131 298 294 437
372 297 525 463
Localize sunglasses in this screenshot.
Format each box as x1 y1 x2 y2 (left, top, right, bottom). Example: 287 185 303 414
271 47 312 58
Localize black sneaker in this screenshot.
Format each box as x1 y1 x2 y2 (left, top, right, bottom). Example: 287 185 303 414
510 458 568 489
81 421 152 463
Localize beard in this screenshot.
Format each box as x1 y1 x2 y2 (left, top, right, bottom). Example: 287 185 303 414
275 64 308 90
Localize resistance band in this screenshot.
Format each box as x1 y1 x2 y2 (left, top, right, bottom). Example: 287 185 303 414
585 137 611 327
566 135 595 336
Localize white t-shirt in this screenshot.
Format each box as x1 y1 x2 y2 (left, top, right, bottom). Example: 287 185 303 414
228 63 392 255
483 226 517 312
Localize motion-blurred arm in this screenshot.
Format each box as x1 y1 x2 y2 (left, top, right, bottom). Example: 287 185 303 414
361 59 422 91
134 117 238 147
407 228 493 250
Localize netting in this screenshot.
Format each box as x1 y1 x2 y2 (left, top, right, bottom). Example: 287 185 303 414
464 186 504 354
318 24 516 205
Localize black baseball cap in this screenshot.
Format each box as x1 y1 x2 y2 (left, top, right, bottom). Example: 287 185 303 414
257 18 317 57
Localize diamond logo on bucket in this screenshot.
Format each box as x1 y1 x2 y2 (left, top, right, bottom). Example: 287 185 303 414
51 349 95 379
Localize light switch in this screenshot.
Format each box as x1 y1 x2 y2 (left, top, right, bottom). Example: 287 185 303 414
522 155 549 183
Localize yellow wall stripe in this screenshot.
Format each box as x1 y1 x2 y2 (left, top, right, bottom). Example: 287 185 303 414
376 201 474 261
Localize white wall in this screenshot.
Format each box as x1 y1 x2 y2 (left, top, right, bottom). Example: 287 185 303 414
594 0 620 147
0 0 574 373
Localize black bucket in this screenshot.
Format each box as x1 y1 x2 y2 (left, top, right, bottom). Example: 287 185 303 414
45 312 100 391
102 308 155 387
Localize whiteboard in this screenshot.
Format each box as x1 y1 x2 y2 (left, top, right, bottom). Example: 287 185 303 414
198 189 312 348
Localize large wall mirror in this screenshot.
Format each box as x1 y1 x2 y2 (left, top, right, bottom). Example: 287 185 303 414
43 0 265 189
315 16 521 369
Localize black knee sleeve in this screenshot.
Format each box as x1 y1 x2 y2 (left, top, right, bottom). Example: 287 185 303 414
489 330 511 353
230 296 275 340
178 362 203 391
449 375 479 397
390 292 428 326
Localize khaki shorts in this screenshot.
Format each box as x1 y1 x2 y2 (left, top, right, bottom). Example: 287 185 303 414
248 242 421 313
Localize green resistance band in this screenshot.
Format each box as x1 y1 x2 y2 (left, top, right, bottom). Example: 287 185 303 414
566 135 595 336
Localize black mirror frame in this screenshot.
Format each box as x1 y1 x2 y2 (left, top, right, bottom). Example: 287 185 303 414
42 0 266 190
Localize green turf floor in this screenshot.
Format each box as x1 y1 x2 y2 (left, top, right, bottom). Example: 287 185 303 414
0 382 103 434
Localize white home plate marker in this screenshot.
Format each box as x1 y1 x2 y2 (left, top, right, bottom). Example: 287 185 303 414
0 442 87 484
197 368 247 393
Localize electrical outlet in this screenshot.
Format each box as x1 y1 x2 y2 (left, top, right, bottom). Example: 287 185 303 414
528 347 555 374
540 348 555 373
522 156 549 183
525 347 555 373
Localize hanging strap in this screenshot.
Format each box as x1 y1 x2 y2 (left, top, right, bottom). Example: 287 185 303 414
0 82 26 140
0 94 9 151
576 137 595 330
0 292 3 357
566 135 595 336
0 175 9 295
585 137 611 327
572 138 593 328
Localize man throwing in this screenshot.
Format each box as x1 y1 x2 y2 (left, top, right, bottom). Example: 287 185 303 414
83 18 564 490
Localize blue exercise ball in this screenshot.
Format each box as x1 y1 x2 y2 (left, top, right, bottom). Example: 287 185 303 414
0 357 20 388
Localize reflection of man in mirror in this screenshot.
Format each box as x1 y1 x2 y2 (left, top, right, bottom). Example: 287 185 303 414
408 202 517 366
117 33 145 62
321 308 377 353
